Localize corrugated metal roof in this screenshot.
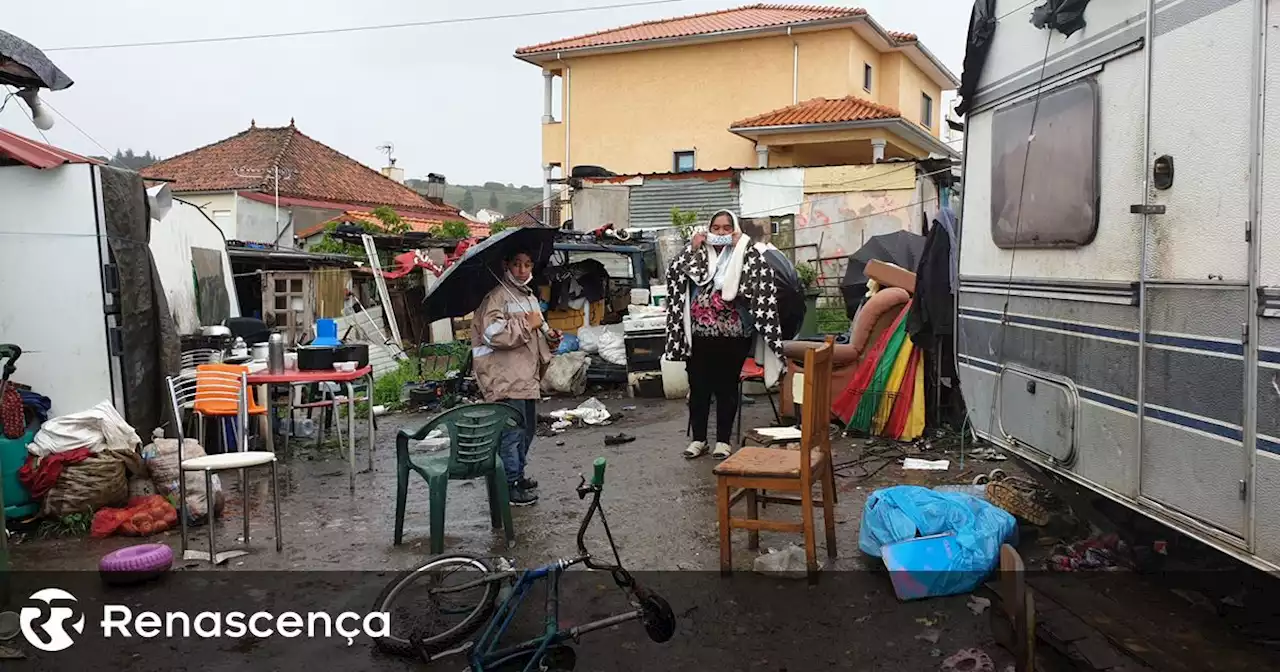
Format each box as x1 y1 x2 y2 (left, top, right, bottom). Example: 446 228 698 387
629 176 740 229
0 128 98 169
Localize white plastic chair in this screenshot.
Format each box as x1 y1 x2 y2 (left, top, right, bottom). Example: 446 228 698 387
180 348 222 372
166 368 282 565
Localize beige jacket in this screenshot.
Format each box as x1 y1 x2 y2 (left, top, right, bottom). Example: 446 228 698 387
471 279 552 401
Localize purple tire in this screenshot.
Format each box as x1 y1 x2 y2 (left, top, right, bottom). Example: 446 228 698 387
99 544 173 584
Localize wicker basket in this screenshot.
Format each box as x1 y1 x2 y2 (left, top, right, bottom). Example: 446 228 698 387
982 471 1056 526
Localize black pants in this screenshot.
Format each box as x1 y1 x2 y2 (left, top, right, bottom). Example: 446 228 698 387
687 336 753 444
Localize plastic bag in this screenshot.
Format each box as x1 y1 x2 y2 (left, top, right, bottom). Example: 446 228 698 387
578 326 605 354
556 333 580 354
91 494 179 538
858 485 1016 598
598 326 627 366
143 431 223 521
545 352 589 396
753 544 813 579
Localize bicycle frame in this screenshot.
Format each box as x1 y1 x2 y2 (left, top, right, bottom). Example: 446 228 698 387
426 472 646 672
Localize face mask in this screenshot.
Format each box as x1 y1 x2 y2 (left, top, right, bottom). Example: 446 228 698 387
506 270 532 287
707 233 734 247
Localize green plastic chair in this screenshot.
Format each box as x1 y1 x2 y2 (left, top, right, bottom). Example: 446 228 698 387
394 403 523 553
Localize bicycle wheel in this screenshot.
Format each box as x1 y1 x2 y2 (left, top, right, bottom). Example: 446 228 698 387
372 554 500 658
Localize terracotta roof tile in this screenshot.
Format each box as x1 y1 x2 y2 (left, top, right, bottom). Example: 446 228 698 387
888 31 917 42
516 4 867 54
140 122 436 210
730 96 901 129
297 210 487 241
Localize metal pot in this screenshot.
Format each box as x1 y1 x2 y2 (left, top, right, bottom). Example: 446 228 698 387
296 346 336 371
201 325 232 337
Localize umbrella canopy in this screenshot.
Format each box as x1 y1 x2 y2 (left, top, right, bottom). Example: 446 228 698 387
422 227 558 322
0 30 73 91
840 230 926 318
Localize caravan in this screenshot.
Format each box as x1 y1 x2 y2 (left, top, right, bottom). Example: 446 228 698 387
956 0 1280 571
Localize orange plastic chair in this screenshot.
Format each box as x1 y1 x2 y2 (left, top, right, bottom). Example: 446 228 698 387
194 364 266 417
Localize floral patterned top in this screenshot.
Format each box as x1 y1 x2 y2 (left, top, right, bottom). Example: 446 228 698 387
690 287 747 338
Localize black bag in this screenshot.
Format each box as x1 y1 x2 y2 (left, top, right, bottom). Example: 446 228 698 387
762 248 805 340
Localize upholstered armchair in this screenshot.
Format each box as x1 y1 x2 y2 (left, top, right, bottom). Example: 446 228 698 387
779 287 911 418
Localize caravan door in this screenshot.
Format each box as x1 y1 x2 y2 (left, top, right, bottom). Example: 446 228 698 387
1137 0 1255 541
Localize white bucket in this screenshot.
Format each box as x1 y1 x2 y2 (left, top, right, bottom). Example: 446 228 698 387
630 288 651 305
661 358 689 399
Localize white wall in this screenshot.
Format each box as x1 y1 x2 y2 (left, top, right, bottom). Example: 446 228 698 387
235 194 293 247
179 191 238 240
0 163 114 417
150 199 241 334
740 168 804 218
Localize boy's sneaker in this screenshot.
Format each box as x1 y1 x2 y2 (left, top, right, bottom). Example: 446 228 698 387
509 486 539 507
517 476 538 490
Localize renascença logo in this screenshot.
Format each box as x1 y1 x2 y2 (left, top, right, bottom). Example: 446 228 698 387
19 588 85 652
7 588 389 651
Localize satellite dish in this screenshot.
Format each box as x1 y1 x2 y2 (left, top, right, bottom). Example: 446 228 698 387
147 183 172 221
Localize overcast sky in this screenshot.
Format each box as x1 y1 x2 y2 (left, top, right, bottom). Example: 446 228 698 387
1 0 970 186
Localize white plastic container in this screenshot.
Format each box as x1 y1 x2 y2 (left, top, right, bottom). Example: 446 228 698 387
630 288 651 305
660 358 689 400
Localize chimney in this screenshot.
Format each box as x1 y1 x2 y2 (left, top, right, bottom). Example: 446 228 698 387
380 158 405 184
425 173 446 203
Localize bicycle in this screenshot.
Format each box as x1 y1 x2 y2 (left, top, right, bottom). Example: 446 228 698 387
372 457 676 671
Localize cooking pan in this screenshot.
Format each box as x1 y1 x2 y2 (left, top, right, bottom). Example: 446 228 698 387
334 343 369 369
297 346 336 371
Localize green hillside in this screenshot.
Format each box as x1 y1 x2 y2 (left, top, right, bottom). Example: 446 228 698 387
404 179 542 216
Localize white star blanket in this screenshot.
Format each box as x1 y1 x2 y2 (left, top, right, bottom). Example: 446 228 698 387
662 242 786 388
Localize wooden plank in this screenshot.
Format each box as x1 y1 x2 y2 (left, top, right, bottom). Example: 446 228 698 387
728 517 803 533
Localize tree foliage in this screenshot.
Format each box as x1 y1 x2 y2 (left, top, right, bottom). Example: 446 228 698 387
460 190 475 212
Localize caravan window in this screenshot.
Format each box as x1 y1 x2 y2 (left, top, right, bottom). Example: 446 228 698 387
990 78 1099 249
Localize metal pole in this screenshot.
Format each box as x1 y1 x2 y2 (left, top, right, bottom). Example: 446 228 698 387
274 165 281 244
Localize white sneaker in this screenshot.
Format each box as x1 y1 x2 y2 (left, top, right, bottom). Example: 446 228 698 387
712 442 733 459
683 441 708 459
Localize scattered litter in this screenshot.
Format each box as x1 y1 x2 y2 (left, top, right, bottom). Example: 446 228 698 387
854 615 872 624
551 420 573 432
966 596 991 615
915 616 938 627
1048 533 1132 571
941 648 993 672
860 486 1017 600
621 405 637 411
752 544 816 578
413 428 450 453
1153 540 1168 555
549 397 612 426
930 648 943 658
968 446 1008 461
604 433 636 446
555 440 565 447
915 629 941 644
903 458 950 471
755 426 803 442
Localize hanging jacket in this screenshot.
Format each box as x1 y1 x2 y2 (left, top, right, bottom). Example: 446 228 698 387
906 208 957 345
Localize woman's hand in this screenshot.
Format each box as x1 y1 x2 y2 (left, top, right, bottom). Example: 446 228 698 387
691 232 706 250
547 329 563 349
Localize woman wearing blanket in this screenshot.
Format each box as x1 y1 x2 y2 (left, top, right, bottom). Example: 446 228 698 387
663 209 786 460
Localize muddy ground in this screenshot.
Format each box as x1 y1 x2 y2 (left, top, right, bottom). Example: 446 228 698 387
6 395 1279 670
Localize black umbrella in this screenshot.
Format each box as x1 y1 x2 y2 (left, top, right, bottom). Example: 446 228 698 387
840 230 927 318
0 30 73 91
423 226 559 322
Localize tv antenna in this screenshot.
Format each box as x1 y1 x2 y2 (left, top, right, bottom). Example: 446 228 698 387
377 142 396 167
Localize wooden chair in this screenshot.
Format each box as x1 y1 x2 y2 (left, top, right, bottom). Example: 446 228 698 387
713 335 837 581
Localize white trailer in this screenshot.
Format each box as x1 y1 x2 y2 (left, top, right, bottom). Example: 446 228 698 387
956 0 1280 571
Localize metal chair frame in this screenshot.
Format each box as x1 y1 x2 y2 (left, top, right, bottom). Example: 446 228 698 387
166 368 282 565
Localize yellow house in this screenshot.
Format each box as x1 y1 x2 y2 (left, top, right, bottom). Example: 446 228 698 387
516 3 959 189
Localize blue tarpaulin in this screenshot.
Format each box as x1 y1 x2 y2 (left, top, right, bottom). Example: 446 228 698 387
858 485 1018 599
